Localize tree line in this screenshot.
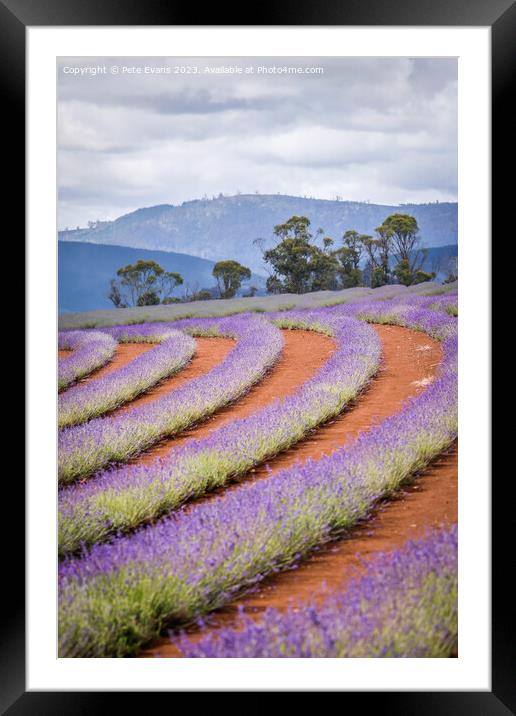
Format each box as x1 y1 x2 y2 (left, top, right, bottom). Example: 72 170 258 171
260 213 440 294
108 258 253 308
108 212 457 307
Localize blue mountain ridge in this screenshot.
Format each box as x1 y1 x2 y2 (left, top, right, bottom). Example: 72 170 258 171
58 241 266 313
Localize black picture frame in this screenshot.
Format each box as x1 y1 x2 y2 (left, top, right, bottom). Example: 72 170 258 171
7 0 508 710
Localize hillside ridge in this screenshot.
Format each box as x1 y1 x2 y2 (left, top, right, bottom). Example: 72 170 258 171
59 193 458 273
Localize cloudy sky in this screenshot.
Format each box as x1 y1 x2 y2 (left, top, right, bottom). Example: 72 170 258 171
57 57 457 230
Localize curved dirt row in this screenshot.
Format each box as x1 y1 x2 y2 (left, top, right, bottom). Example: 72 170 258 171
143 444 457 658
139 325 456 657
81 343 155 382
212 324 442 484
123 330 335 464
149 325 441 503
58 330 335 469
58 343 154 388
58 338 233 409
109 337 235 418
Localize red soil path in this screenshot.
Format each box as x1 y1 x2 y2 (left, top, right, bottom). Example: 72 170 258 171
125 330 335 463
111 337 235 419
142 446 457 658
58 339 233 407
58 343 155 386
221 324 442 480
139 325 457 657
84 343 155 381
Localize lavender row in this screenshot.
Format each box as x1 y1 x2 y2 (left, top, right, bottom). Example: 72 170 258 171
58 315 380 554
58 306 457 657
178 525 458 658
363 291 458 318
58 330 195 428
58 331 117 391
332 296 458 341
402 291 458 317
96 291 457 342
58 317 284 484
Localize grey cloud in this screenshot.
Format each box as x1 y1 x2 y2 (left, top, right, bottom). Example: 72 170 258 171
83 90 274 116
57 56 457 229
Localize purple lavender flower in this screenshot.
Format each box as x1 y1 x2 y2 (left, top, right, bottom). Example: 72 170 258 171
58 304 457 658
58 315 380 553
58 330 195 428
58 331 117 390
178 525 458 658
58 316 283 483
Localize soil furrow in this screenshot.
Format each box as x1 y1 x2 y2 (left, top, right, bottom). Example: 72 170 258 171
125 330 335 463
139 325 456 657
110 337 235 416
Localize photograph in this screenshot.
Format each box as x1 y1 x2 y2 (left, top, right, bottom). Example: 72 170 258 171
56 55 460 660
0 0 506 701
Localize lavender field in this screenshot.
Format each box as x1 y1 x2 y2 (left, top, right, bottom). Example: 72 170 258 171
57 283 458 658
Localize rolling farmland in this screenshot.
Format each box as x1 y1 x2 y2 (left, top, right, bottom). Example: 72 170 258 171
57 283 458 658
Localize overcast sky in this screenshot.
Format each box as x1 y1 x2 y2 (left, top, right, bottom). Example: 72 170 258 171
57 57 457 230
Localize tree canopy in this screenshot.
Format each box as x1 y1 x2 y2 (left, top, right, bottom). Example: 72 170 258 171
106 212 440 309
260 212 435 293
375 213 432 285
263 216 366 293
212 260 251 299
108 259 183 307
263 216 338 294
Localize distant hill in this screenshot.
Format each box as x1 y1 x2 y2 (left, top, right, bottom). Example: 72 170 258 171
59 193 458 273
58 241 266 313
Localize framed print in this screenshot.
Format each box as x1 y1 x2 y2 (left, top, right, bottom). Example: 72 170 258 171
6 0 509 709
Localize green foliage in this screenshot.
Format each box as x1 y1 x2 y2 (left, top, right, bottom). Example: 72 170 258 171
136 291 160 306
309 249 340 291
358 213 432 288
263 216 342 294
212 260 252 299
108 259 184 307
333 230 367 288
258 213 438 294
273 215 312 242
380 213 420 262
394 259 435 287
265 275 284 295
362 225 392 288
103 212 439 306
187 289 214 302
377 213 432 286
263 217 317 293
